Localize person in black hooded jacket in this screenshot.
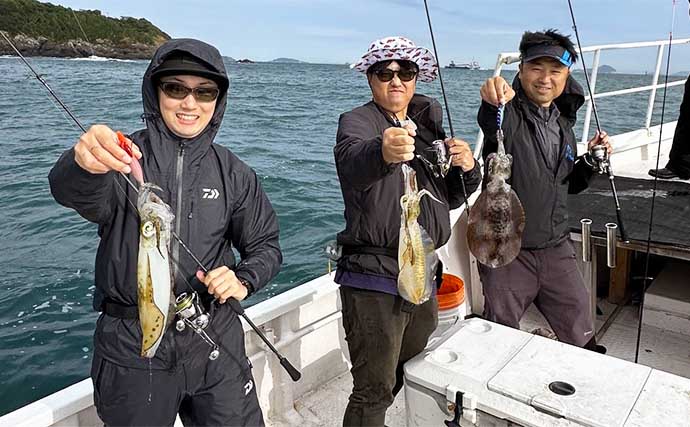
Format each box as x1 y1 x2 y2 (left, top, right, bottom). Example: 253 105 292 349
49 39 280 426
477 30 610 351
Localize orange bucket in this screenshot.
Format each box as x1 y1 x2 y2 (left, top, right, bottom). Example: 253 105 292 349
438 273 465 310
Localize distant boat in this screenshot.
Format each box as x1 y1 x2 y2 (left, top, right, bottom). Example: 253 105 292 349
445 60 480 70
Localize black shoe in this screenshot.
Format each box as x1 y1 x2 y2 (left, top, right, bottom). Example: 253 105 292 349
595 344 607 354
648 167 679 179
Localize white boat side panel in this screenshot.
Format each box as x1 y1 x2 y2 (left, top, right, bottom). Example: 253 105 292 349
624 369 690 427
0 379 96 427
488 337 652 427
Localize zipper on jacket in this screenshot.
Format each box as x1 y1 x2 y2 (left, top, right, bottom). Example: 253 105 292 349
173 142 185 282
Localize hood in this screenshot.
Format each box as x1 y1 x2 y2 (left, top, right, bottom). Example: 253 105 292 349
141 38 230 151
512 73 585 125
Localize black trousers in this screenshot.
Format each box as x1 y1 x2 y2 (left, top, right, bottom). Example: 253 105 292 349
479 239 594 347
91 314 264 427
339 286 438 427
667 75 690 178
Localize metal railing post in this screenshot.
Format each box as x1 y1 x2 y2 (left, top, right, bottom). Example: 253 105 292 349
645 44 666 132
581 49 601 145
474 53 508 159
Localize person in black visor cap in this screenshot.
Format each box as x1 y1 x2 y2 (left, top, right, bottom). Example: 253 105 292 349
49 38 281 426
476 29 611 353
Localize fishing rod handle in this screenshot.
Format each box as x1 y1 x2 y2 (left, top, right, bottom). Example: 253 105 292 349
228 299 302 382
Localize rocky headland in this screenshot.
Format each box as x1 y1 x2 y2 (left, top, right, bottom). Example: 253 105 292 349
0 0 169 59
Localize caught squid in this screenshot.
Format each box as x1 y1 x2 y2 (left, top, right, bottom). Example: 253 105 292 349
398 164 441 305
137 183 175 358
467 106 525 268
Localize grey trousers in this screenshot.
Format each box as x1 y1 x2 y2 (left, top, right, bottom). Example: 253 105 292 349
339 286 438 427
479 239 594 347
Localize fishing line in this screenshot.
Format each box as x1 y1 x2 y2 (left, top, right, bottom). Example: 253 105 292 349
422 0 471 213
2 31 301 380
567 0 629 243
636 0 678 364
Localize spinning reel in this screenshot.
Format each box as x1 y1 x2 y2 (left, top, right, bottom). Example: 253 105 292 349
175 292 220 360
417 139 451 178
584 144 610 174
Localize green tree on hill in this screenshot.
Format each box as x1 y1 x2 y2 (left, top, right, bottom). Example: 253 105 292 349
0 0 169 45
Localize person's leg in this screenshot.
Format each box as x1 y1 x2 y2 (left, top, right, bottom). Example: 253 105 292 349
667 76 690 178
178 314 264 427
479 249 540 330
393 296 438 396
340 286 407 427
91 353 181 427
534 240 594 347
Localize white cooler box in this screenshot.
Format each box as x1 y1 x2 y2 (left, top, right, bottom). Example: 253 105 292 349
404 318 690 427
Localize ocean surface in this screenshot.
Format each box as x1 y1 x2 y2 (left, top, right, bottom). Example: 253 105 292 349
0 57 684 415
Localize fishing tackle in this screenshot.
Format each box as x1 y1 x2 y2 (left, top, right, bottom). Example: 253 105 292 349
566 0 629 243
175 292 219 360
2 31 301 380
422 0 471 213
416 139 451 178
636 0 679 364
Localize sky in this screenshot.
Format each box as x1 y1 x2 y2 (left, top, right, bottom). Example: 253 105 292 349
50 0 690 74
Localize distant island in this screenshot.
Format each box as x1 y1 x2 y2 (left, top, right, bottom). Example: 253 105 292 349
0 0 169 59
270 57 304 64
236 58 255 64
573 64 617 74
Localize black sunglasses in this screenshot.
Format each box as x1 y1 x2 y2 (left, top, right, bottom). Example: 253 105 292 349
159 81 220 102
374 68 418 82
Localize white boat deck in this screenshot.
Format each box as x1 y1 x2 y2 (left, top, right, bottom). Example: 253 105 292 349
605 122 676 181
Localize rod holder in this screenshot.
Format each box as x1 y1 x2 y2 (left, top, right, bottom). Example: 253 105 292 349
606 223 618 268
581 218 592 263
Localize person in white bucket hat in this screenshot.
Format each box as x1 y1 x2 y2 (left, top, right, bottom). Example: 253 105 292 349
333 36 481 426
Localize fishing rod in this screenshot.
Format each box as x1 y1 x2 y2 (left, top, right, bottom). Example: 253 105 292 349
566 0 629 243
422 0 471 214
1 31 301 381
635 0 678 364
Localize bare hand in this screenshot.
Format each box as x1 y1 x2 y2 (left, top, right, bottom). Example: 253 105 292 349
480 77 516 106
382 126 416 164
74 125 142 174
446 138 475 172
196 267 248 303
587 131 612 155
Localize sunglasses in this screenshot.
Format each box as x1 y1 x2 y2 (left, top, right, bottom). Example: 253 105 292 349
159 81 220 102
374 68 418 82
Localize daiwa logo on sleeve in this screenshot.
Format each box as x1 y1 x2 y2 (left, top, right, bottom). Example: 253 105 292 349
202 188 220 199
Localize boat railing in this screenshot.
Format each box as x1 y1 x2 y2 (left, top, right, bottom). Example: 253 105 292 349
473 38 690 158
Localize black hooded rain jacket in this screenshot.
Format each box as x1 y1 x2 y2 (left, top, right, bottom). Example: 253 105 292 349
49 39 282 370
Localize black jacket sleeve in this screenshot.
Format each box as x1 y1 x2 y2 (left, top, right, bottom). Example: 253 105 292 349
48 147 116 224
445 163 481 209
334 111 396 192
227 168 282 293
567 156 595 194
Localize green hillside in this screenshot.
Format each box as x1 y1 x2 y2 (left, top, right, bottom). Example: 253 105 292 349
0 0 169 46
